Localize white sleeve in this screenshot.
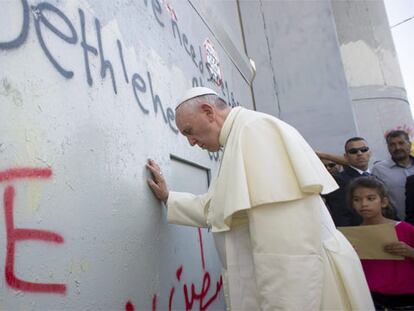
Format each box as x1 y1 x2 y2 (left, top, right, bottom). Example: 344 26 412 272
166 191 210 228
247 196 323 310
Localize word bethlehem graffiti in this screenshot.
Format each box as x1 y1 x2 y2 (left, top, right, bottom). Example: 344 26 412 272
0 0 240 129
0 0 233 160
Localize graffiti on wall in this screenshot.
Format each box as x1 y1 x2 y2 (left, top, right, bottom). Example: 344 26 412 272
0 0 240 134
1 0 230 308
125 228 223 311
384 124 414 139
203 39 223 87
1 167 223 309
0 168 66 294
0 0 235 162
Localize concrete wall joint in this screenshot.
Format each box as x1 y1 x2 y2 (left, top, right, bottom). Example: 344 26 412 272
187 0 255 85
258 0 281 117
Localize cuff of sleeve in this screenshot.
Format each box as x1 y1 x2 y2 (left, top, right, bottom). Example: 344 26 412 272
166 191 208 228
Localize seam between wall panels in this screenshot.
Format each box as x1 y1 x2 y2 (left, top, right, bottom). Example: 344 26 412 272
236 0 256 111
187 0 255 86
259 0 282 117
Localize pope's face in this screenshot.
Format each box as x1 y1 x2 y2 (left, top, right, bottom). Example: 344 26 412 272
175 104 221 152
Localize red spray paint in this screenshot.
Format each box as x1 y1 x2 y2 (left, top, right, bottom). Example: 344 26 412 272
1 168 66 294
126 228 223 310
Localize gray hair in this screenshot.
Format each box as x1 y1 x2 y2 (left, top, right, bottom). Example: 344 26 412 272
386 130 410 143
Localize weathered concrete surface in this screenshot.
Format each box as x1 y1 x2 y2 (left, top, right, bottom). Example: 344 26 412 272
1 0 411 310
332 0 412 161
0 0 253 309
239 0 358 152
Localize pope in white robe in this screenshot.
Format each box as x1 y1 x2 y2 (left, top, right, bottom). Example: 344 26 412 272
146 87 374 310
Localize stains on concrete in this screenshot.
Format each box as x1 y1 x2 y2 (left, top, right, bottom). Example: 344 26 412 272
1 78 23 107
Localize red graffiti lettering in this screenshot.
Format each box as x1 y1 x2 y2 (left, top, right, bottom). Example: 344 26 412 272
182 269 223 311
152 294 157 311
201 275 223 311
176 265 183 281
124 226 223 310
197 228 206 270
168 286 175 311
0 167 53 182
1 167 66 294
125 301 134 311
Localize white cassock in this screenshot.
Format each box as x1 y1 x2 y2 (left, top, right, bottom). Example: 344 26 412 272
167 107 374 310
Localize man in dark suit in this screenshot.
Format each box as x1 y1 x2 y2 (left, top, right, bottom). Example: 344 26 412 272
324 137 371 226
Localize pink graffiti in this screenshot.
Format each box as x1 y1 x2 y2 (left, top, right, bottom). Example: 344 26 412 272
161 0 177 22
384 124 414 139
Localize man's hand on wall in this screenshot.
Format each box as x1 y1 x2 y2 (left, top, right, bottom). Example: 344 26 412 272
146 159 169 204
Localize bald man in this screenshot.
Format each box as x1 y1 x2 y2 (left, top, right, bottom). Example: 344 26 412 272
146 87 373 310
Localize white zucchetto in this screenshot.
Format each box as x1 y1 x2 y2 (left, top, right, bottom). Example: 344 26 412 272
176 87 218 109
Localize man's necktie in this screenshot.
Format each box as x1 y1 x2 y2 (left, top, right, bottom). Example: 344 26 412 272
361 171 370 176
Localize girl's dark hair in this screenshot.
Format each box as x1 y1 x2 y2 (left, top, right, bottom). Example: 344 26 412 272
347 176 398 220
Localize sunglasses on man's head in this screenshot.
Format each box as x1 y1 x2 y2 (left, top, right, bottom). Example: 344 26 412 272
324 163 337 168
347 146 370 154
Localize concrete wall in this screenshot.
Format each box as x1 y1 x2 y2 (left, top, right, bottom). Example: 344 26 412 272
1 0 411 309
192 0 245 54
239 0 358 153
0 0 253 309
331 0 413 161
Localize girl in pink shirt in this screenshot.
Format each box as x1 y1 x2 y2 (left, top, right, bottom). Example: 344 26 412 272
348 176 414 309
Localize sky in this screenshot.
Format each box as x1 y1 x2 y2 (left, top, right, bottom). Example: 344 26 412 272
384 0 414 116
